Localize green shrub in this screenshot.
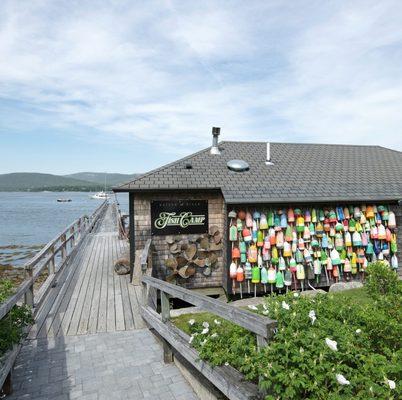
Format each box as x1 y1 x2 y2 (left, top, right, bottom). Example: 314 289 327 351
365 262 401 298
181 289 401 399
0 280 33 357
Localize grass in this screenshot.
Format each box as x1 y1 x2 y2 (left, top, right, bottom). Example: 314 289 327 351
172 288 372 333
329 287 372 305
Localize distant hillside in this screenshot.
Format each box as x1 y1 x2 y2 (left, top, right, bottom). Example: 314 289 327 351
65 172 139 187
0 172 139 192
0 173 101 192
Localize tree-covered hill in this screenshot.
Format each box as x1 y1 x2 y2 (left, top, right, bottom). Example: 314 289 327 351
0 172 137 191
64 172 139 187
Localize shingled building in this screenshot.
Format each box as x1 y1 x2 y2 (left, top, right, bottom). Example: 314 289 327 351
114 128 402 296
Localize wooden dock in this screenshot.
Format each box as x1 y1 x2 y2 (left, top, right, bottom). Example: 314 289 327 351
2 202 198 400
29 203 144 338
2 202 272 400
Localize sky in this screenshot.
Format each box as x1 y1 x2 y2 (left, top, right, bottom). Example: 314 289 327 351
1 0 402 175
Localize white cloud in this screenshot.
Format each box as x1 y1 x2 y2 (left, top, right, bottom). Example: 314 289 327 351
0 0 402 164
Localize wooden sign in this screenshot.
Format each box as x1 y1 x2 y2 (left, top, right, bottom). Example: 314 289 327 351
151 200 208 235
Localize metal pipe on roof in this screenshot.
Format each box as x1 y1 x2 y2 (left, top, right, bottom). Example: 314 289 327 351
211 127 221 155
265 142 274 165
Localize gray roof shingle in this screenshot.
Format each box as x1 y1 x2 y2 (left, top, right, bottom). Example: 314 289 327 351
114 141 402 204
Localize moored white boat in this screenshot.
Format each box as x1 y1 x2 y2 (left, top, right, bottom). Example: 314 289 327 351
91 191 109 200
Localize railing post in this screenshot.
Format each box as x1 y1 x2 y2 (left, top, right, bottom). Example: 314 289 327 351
160 290 173 363
257 334 268 395
77 219 81 240
70 226 75 248
256 335 268 349
2 370 12 395
48 246 55 275
61 234 67 259
142 281 148 306
24 266 34 309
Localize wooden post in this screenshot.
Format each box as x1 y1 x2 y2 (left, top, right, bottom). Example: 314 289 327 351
48 246 55 275
142 281 148 306
70 227 75 248
2 371 12 395
256 334 268 350
141 280 157 311
160 291 173 363
61 234 67 259
257 334 268 395
77 219 81 239
24 266 34 309
129 193 135 281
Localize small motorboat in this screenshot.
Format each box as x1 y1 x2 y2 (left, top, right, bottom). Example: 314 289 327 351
57 199 72 202
91 191 110 200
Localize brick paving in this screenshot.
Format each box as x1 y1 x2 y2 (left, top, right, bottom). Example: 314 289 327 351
8 330 198 400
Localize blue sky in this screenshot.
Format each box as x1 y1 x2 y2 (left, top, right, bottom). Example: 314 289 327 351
1 0 402 175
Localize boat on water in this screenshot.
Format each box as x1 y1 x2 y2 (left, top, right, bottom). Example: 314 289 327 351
57 199 72 202
91 191 110 200
91 173 110 200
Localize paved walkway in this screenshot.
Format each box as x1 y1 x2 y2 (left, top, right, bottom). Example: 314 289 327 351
9 330 197 400
7 203 198 400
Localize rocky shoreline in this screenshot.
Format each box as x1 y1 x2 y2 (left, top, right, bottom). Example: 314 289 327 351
0 244 45 287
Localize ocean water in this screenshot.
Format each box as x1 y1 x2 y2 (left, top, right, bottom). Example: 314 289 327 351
0 192 129 269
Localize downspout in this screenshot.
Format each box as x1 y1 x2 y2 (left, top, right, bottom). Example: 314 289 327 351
129 192 135 282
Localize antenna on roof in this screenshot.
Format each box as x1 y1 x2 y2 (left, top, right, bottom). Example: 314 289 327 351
265 142 274 165
210 127 221 155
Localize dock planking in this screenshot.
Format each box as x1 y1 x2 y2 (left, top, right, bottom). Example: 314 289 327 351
5 202 199 400
29 203 140 338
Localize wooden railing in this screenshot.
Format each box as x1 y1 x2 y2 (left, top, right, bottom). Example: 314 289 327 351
141 275 277 400
0 200 108 392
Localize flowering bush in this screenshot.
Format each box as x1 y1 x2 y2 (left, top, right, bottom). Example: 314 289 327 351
365 261 401 298
179 279 401 399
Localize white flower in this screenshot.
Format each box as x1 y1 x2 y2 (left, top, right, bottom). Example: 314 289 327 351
189 335 194 344
201 327 209 335
248 305 258 310
202 321 209 328
262 304 268 310
188 319 195 325
224 362 229 366
200 339 207 346
282 301 290 310
336 374 350 385
355 329 362 334
293 292 299 298
309 310 316 325
214 319 221 325
262 310 269 316
325 338 338 351
211 333 218 338
387 379 396 390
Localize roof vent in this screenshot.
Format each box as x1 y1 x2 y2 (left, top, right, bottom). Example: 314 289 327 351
227 159 249 172
265 142 274 165
185 163 193 169
210 127 221 155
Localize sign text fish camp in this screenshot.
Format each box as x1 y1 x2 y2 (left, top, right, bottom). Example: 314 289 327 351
151 200 209 235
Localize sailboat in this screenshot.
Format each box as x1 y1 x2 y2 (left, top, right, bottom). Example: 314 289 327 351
91 173 110 200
